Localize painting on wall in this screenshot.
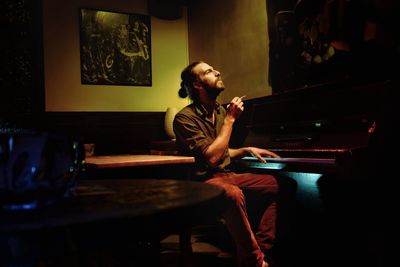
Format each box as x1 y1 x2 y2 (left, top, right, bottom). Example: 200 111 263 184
79 8 151 86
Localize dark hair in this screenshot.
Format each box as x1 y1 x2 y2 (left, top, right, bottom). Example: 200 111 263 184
178 61 202 99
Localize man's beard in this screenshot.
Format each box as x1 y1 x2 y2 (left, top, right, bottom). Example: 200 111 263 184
203 82 224 99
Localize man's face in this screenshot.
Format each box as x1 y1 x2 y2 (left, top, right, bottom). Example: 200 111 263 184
193 62 225 98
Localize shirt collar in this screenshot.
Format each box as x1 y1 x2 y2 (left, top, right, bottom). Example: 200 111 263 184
194 101 221 117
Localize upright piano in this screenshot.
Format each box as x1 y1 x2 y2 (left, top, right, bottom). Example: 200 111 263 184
232 80 397 267
236 80 396 175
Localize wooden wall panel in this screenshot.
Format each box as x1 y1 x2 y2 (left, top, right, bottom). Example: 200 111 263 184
41 112 168 155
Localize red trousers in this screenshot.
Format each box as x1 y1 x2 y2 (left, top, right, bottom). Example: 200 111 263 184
205 171 279 267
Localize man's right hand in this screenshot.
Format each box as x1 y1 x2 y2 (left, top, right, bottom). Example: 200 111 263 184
226 95 246 121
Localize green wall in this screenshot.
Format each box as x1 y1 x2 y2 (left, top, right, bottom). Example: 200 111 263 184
187 0 272 104
42 0 272 112
43 0 189 112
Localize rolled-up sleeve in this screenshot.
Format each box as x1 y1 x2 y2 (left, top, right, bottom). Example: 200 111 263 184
173 113 211 156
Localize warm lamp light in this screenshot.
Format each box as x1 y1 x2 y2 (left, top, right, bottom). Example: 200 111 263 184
164 107 178 140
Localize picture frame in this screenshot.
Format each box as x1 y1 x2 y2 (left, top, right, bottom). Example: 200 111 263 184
79 8 152 86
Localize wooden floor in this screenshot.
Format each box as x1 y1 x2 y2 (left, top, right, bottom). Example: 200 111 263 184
160 231 383 267
160 224 236 267
159 210 384 267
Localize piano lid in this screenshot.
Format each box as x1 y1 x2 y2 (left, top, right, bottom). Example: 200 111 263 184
240 80 396 153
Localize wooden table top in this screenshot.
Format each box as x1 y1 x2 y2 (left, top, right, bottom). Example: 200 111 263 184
0 179 225 233
85 154 195 169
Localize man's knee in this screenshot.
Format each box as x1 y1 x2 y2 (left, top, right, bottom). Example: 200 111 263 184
255 174 280 194
224 185 245 206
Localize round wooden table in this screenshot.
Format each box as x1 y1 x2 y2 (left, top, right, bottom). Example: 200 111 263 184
0 179 226 266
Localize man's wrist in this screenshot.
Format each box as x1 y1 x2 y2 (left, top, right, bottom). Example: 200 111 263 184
224 116 235 124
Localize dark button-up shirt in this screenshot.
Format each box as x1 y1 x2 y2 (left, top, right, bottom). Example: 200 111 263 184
173 102 230 177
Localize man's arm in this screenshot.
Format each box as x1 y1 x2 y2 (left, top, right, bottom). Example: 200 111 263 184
204 97 243 167
204 116 235 167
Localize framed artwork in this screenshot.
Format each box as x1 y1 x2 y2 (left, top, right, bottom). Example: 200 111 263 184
79 8 151 86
